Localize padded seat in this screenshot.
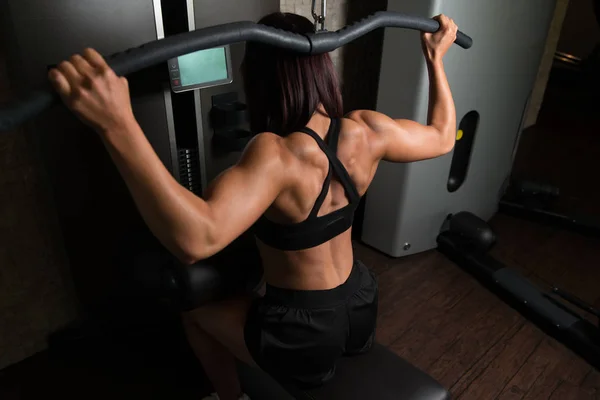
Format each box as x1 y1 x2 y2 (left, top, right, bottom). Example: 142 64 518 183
238 343 450 400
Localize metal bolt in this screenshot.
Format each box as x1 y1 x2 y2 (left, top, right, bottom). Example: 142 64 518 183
403 243 411 251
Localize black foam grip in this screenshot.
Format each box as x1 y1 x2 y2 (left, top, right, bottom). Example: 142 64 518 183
107 22 310 77
0 12 472 133
310 11 472 53
0 89 57 132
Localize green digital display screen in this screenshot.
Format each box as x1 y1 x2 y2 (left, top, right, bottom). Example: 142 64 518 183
178 47 230 88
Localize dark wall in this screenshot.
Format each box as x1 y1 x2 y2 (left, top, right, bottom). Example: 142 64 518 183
0 0 164 315
0 19 78 369
0 0 172 369
557 0 600 59
342 0 388 112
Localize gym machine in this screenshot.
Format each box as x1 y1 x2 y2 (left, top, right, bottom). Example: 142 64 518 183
0 0 472 398
499 179 600 237
361 0 600 370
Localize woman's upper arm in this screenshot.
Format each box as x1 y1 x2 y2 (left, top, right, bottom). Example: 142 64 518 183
347 110 454 163
202 133 288 253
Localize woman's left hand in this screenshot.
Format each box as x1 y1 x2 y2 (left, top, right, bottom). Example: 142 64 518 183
48 48 136 134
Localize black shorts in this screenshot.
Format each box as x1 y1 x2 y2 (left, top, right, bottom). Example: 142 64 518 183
244 260 378 388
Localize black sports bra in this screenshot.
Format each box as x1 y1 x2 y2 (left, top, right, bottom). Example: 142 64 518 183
252 118 360 251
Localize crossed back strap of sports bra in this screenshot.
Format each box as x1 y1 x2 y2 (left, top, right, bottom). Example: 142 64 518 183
298 118 360 218
251 118 360 251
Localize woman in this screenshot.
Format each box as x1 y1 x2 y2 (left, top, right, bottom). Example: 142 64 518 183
48 12 458 400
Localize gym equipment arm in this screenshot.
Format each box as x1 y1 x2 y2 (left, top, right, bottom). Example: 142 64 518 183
0 11 472 133
438 212 600 371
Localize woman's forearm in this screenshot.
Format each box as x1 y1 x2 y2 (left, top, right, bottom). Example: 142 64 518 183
100 120 214 264
425 59 456 148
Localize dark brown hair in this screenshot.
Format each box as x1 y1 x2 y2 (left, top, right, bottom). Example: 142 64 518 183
242 12 343 135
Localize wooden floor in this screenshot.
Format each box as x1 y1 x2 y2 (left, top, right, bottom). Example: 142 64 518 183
1 68 600 399
355 216 600 400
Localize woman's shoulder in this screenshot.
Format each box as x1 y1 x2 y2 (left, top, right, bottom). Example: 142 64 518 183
341 111 392 162
344 110 393 134
340 112 385 146
244 132 300 166
241 132 285 161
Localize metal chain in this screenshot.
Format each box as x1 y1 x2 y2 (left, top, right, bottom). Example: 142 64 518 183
311 0 327 32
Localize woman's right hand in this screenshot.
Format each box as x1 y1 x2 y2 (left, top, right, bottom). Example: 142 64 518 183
421 14 458 63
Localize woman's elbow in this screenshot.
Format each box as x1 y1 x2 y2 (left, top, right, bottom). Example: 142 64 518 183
174 236 220 266
175 245 208 266
438 131 456 156
441 139 455 155
177 251 201 266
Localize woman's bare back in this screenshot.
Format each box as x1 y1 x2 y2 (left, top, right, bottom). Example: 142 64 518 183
257 109 378 291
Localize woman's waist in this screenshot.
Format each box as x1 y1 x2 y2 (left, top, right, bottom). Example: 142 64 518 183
257 234 354 278
261 250 354 287
261 259 371 309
